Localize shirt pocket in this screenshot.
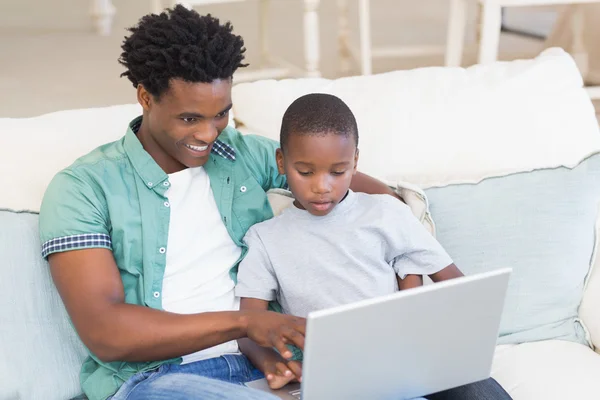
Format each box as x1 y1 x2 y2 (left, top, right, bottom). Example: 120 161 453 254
231 175 273 234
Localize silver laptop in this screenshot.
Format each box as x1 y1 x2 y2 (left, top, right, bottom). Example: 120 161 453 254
246 268 511 400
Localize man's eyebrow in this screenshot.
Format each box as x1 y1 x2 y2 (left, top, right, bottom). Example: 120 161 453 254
177 104 233 119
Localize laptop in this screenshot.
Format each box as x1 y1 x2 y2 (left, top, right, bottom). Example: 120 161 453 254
246 268 511 400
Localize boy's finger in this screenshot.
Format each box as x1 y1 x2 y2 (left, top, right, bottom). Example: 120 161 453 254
275 362 292 377
287 360 303 379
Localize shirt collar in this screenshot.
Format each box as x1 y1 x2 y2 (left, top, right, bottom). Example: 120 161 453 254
123 116 237 189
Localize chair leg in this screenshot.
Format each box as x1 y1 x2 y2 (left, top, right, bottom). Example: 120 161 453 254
91 0 115 36
478 2 502 64
570 5 589 78
150 0 163 14
303 0 321 77
445 0 468 67
337 0 352 75
258 0 271 68
358 0 372 75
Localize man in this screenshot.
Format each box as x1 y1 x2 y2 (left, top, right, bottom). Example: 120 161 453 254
40 5 510 400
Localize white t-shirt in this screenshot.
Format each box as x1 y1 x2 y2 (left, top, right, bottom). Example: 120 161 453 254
162 166 242 364
236 190 453 318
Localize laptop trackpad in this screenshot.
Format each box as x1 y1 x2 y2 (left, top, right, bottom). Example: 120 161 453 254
246 378 302 400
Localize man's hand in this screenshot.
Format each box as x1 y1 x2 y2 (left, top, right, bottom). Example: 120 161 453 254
242 310 306 359
261 352 303 389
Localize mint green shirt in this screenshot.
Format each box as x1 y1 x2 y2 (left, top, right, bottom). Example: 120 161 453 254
39 117 286 400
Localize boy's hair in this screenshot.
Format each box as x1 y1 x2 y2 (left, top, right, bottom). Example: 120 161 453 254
118 5 247 98
280 93 359 151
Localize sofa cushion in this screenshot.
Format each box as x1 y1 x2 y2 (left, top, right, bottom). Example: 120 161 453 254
0 104 236 213
424 152 600 346
491 341 600 400
232 48 600 190
0 211 87 400
580 203 600 352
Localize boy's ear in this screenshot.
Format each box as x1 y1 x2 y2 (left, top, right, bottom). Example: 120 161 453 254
276 148 286 175
353 148 360 174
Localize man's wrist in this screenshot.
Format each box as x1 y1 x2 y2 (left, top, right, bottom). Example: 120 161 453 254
236 310 251 338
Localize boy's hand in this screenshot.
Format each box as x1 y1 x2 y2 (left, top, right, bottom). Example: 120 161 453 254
263 355 303 389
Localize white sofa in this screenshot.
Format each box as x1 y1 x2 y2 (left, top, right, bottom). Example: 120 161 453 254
1 48 599 400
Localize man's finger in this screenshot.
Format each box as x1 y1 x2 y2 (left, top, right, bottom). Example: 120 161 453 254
292 317 307 335
270 332 293 359
281 324 305 350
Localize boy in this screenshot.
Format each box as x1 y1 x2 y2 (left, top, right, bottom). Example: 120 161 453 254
234 94 512 400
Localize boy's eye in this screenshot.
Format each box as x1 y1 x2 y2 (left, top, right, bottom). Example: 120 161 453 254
332 171 346 176
298 171 312 176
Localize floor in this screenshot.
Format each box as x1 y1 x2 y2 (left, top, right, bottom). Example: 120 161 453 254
0 0 577 118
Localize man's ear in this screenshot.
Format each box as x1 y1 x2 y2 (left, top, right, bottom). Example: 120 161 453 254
276 148 286 175
353 148 360 175
137 85 152 111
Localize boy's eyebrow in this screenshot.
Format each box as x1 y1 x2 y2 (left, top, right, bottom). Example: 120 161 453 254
177 104 233 119
293 161 351 167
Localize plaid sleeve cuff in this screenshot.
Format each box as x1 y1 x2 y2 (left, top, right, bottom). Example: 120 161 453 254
41 233 112 258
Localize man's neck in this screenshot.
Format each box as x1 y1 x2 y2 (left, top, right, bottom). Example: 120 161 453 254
136 118 187 174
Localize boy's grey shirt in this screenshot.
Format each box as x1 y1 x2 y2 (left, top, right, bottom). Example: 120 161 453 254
235 190 453 318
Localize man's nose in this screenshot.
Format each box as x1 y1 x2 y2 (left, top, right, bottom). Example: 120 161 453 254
192 122 219 143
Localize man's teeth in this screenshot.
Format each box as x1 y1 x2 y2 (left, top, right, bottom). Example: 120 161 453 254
185 144 209 151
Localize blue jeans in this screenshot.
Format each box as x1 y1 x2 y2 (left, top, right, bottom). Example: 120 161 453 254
110 354 277 400
110 354 511 400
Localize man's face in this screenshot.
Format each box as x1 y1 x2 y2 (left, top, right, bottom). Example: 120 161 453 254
138 78 232 174
277 133 358 216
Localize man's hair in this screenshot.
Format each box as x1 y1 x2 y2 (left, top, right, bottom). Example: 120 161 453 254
118 5 247 98
280 93 359 151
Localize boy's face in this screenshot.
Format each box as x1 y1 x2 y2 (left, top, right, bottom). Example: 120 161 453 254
137 78 233 174
276 132 359 216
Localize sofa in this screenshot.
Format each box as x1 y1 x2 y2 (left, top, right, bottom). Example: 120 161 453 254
1 48 599 400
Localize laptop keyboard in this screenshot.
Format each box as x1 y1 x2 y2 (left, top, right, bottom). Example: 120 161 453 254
289 389 302 399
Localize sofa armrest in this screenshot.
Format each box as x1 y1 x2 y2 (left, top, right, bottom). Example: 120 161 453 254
580 206 600 353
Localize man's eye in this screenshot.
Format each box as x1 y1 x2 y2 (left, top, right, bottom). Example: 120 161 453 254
182 117 197 123
215 111 229 119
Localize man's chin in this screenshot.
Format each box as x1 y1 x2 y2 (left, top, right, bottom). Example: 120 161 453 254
182 156 210 168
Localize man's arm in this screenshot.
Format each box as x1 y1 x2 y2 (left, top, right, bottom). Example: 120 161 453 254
350 172 403 201
239 298 302 389
49 249 305 363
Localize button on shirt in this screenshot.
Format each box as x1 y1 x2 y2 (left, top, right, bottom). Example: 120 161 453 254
38 117 287 400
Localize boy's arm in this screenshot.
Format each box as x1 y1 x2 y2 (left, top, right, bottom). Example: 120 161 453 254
385 197 463 287
429 263 464 282
397 264 464 291
239 298 303 389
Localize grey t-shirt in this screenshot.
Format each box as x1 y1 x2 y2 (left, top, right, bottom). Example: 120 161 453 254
235 190 453 318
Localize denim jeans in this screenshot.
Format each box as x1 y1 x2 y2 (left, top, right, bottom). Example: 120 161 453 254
110 354 511 400
110 354 277 400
